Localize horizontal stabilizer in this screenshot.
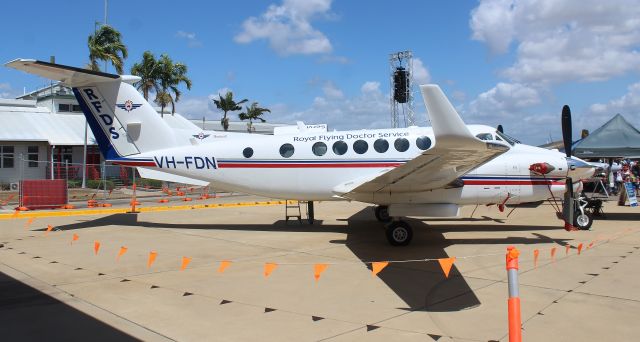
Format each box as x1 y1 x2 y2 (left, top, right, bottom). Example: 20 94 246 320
5 59 139 86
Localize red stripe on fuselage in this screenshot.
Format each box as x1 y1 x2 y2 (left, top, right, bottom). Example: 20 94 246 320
463 180 564 186
217 162 403 168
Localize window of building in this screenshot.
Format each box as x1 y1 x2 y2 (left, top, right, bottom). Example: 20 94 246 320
58 103 71 112
416 136 432 150
27 146 39 167
332 141 348 155
374 139 389 153
72 104 82 112
53 146 73 164
353 140 368 154
0 146 14 168
279 143 294 158
312 142 327 156
243 147 254 158
394 138 410 152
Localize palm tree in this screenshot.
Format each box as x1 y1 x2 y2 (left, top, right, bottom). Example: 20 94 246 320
130 51 160 100
154 54 192 116
239 102 270 133
213 91 247 131
88 25 128 74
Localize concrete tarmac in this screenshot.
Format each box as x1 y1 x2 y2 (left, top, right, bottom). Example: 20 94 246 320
1 198 639 341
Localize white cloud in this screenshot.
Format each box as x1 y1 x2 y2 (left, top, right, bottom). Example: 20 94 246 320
175 30 203 48
321 81 344 99
234 0 333 56
470 0 640 84
469 82 541 118
0 83 15 99
586 82 640 125
413 58 431 85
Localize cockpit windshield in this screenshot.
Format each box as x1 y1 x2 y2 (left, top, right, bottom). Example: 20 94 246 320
495 130 520 146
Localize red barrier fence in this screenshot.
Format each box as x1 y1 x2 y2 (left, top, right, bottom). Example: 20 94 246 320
20 179 68 210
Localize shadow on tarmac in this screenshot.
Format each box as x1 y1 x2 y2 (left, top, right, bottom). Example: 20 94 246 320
48 207 571 312
0 272 136 341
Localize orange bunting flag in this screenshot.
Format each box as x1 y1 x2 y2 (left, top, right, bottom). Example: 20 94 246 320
264 262 278 278
217 260 231 273
24 217 35 229
533 249 540 268
180 256 192 271
45 224 54 235
11 210 19 218
577 243 583 255
565 245 571 255
371 261 389 277
314 263 329 282
71 233 79 244
116 246 128 261
438 257 456 278
147 251 158 268
588 241 594 249
551 247 557 261
94 241 101 255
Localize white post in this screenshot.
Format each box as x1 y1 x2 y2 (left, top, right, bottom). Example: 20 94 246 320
50 145 55 180
82 119 87 188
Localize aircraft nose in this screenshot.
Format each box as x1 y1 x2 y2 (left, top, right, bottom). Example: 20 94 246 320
566 157 596 180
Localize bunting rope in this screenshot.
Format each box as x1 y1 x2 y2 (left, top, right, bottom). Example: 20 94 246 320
3 216 637 280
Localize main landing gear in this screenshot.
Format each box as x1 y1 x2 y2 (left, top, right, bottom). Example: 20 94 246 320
375 205 414 246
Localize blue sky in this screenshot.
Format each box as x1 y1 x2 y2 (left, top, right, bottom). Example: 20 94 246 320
1 0 640 145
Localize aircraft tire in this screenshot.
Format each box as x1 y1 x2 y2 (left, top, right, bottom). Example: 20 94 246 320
385 220 413 246
574 211 593 230
375 205 392 222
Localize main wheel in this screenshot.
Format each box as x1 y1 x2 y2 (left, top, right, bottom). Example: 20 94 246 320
375 205 391 222
574 211 593 230
385 220 413 246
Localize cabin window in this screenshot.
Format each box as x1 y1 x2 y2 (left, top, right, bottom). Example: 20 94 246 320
279 143 294 158
416 136 432 150
394 138 409 152
312 142 327 156
243 147 254 158
353 140 368 154
475 133 493 141
332 141 348 155
374 139 389 153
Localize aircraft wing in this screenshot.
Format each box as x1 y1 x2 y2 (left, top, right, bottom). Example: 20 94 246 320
336 85 509 197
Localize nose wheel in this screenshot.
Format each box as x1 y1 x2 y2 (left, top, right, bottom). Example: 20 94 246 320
385 220 413 246
574 210 593 230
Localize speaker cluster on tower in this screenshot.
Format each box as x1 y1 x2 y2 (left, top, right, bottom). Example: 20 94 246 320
393 67 409 103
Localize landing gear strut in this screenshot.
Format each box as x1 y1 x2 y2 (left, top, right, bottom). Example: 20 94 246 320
374 205 391 222
385 220 413 246
307 201 315 224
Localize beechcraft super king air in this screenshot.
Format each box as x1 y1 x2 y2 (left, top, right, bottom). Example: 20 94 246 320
6 59 596 245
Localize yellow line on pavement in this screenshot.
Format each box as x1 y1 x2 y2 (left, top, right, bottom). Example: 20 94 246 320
0 200 290 220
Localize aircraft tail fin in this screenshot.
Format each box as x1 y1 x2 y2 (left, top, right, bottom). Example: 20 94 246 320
5 59 178 163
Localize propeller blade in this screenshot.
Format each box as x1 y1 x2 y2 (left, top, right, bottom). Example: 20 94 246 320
497 124 504 133
561 105 572 158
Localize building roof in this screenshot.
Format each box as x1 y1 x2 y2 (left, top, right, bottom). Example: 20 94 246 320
573 114 640 158
0 100 95 145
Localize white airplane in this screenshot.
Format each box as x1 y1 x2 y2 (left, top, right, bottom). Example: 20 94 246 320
6 59 595 245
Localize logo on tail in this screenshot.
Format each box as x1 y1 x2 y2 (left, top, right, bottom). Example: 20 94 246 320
116 100 142 112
